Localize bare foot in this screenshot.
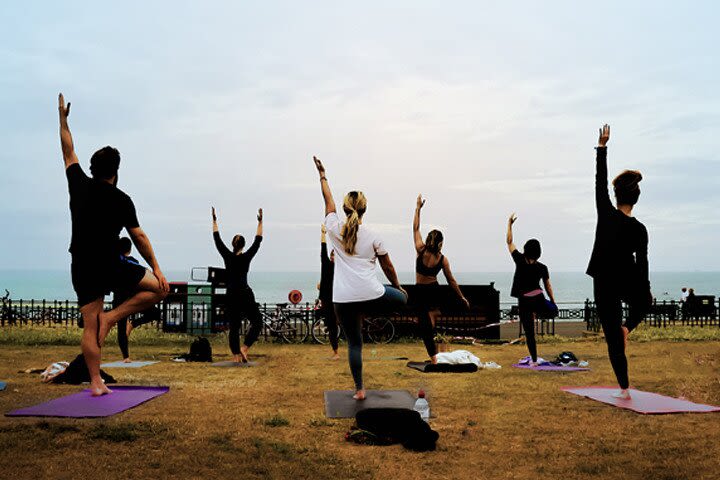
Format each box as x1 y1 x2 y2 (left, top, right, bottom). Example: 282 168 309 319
90 383 113 397
621 326 629 350
530 361 539 367
430 355 438 365
612 389 631 400
240 345 250 363
123 358 132 363
232 354 242 363
353 390 366 401
332 351 340 361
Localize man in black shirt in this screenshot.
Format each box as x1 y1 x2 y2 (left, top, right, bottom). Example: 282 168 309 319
59 93 169 396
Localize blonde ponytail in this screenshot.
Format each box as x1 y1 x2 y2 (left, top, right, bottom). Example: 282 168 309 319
341 191 367 254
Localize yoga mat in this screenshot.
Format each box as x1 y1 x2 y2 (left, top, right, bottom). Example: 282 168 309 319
211 361 258 368
512 364 589 372
0 381 6 391
324 390 416 418
6 386 169 418
407 361 478 373
101 361 159 368
561 386 720 415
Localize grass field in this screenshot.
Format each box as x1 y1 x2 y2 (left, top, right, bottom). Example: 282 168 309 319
0 326 719 480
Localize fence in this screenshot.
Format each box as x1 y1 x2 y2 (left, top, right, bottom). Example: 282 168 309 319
2 296 719 340
583 297 719 332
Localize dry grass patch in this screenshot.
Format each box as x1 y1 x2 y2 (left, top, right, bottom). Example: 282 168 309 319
0 332 719 479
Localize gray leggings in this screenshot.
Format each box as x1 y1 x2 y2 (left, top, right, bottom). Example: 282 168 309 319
334 286 407 390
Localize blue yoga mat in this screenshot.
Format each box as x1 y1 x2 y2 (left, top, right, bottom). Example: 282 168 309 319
0 381 6 391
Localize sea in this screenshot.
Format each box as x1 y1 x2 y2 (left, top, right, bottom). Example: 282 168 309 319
0 269 717 307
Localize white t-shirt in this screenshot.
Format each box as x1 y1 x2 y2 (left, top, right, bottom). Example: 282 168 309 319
324 212 387 303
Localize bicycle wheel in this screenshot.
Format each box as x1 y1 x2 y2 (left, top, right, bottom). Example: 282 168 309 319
365 316 395 344
311 317 329 345
277 314 310 344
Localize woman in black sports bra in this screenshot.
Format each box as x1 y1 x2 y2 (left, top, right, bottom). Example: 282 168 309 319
413 194 470 363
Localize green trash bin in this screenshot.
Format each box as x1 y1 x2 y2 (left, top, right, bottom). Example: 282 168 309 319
186 284 212 334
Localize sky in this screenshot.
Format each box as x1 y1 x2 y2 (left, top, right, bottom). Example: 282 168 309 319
0 1 718 274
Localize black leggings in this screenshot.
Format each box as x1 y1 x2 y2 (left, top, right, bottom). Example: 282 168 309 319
517 294 555 362
334 287 407 391
116 308 159 359
417 309 437 358
319 300 339 351
594 281 649 389
227 287 263 354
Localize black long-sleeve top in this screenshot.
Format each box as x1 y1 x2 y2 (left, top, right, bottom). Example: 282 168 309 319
586 147 650 291
319 242 334 302
213 231 262 291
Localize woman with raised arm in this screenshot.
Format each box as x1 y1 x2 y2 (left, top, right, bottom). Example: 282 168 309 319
587 124 651 399
413 194 470 364
313 156 407 400
506 213 557 366
212 206 264 363
318 224 340 360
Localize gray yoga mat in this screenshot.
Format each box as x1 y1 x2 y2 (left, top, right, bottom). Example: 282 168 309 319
101 361 160 368
211 361 258 368
324 390 416 418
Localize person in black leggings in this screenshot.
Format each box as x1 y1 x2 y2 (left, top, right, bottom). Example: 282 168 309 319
114 237 160 362
506 213 557 365
314 156 407 400
212 207 264 363
587 124 651 399
413 194 469 363
318 225 340 359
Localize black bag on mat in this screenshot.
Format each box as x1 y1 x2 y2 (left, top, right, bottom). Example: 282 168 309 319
352 408 439 452
51 354 117 385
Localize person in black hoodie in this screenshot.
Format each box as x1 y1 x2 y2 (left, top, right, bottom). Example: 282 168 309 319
212 207 264 363
587 124 652 399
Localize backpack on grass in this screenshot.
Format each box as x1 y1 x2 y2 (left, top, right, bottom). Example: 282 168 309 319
174 337 213 362
346 408 439 452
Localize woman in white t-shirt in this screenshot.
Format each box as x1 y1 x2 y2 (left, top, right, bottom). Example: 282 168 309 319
313 156 408 400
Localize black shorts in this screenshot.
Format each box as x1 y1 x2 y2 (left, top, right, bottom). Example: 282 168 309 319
71 258 146 307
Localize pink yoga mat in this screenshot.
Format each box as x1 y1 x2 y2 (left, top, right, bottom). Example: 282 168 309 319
6 386 169 418
512 364 589 372
561 386 720 414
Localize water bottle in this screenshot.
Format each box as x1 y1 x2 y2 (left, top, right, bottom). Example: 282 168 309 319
413 389 430 422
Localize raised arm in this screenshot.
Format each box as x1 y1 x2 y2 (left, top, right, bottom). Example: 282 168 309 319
211 207 232 259
442 257 470 309
413 194 425 253
256 208 263 237
595 124 613 214
314 156 336 215
506 213 517 254
58 93 79 170
377 254 407 297
127 226 169 292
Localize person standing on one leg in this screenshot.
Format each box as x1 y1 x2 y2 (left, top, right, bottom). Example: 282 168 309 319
114 237 162 363
58 94 169 396
319 225 340 360
314 156 407 400
412 194 469 364
212 207 264 363
506 213 557 366
587 124 652 400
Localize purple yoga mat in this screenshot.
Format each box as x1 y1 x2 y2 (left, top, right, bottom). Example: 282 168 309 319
512 364 589 372
561 386 720 415
6 386 169 418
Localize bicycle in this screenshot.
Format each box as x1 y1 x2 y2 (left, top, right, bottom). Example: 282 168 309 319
258 302 310 343
311 309 395 344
